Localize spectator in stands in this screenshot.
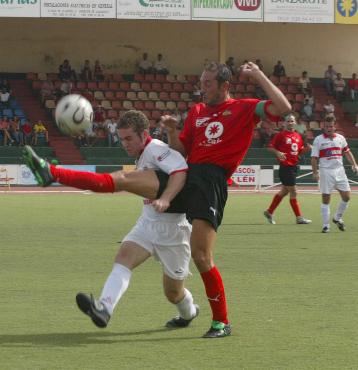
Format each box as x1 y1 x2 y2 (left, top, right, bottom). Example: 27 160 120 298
225 57 236 76
93 105 106 139
323 98 335 117
355 113 358 127
81 89 94 103
0 78 11 93
75 134 86 147
333 73 346 102
304 93 315 106
32 120 49 146
85 121 98 146
294 119 308 138
324 65 337 95
273 60 286 77
298 71 311 94
9 116 22 146
191 84 201 103
255 59 264 72
138 52 153 74
21 120 33 145
153 54 169 75
257 118 278 147
255 85 267 100
149 119 162 140
59 59 77 81
0 117 14 146
105 117 119 147
300 97 314 121
0 88 11 108
40 79 55 102
81 60 93 81
348 73 358 101
59 79 72 97
94 60 105 81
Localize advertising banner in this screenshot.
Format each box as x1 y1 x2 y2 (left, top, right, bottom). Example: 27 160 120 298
41 0 116 18
264 0 334 23
335 0 358 24
192 0 263 21
0 0 40 18
0 165 19 185
117 0 191 20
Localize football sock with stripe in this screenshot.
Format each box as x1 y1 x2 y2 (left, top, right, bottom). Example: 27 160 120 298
201 266 228 324
175 288 197 320
321 203 330 227
99 263 132 315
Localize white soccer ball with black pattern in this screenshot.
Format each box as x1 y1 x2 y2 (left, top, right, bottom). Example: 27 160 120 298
55 94 93 136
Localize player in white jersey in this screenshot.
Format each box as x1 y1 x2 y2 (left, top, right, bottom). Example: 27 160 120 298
76 110 199 329
311 115 358 233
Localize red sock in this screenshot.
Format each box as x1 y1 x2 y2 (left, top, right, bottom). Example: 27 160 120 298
268 194 283 214
201 266 228 324
50 165 115 193
290 198 302 217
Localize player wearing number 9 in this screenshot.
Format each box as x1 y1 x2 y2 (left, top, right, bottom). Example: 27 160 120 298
263 114 312 225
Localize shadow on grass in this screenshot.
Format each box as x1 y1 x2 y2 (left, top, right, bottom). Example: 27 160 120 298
0 328 203 347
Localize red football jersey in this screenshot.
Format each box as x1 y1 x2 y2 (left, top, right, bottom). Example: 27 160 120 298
268 130 304 166
179 98 278 177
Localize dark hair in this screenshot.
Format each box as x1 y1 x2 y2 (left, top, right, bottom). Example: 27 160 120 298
204 61 232 85
118 110 149 135
325 115 336 123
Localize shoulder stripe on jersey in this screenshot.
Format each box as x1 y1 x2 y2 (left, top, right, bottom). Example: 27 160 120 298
254 101 266 119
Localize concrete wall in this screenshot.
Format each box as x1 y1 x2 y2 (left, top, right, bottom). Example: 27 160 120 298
0 18 357 77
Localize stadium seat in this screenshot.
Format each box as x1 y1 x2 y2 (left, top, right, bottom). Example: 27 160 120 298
151 110 162 120
47 73 58 81
309 121 320 130
295 94 305 102
101 100 112 110
166 101 177 110
115 91 126 100
45 100 56 109
122 101 134 110
137 91 149 101
148 92 159 101
169 92 180 101
134 101 145 110
279 76 289 84
37 72 47 81
3 109 13 118
166 75 176 83
159 92 170 101
108 81 119 90
107 109 118 119
286 93 295 101
144 74 155 82
98 81 109 90
141 82 151 92
289 76 299 84
176 75 186 83
26 72 37 80
144 100 155 110
287 84 298 93
186 75 199 83
120 82 130 91
94 91 105 100
155 101 166 110
32 80 42 90
177 101 187 111
111 101 122 110
76 81 87 90
87 81 98 90
180 92 191 101
183 83 194 92
278 84 287 93
152 82 162 92
162 82 172 92
104 91 115 101
269 75 279 84
130 82 141 91
134 73 145 81
126 91 137 100
173 83 183 92
236 84 245 93
155 74 166 82
113 73 124 82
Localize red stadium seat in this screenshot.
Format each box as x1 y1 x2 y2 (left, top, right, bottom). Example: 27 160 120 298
32 80 42 90
115 91 126 100
87 81 98 90
98 81 109 90
112 101 122 110
162 82 173 92
105 91 115 101
155 74 166 82
141 82 152 92
109 82 119 90
152 82 162 92
134 73 145 81
26 72 37 80
279 76 289 84
169 92 180 101
76 81 87 90
177 101 187 111
134 101 145 110
173 83 183 92
113 73 124 82
159 91 170 101
151 110 162 120
107 109 118 119
144 74 155 82
120 82 130 91
144 100 155 110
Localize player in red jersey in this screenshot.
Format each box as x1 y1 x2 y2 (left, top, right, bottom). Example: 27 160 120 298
23 62 291 338
263 114 312 225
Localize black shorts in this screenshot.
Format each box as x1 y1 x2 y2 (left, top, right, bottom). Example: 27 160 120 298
278 165 298 186
156 163 228 231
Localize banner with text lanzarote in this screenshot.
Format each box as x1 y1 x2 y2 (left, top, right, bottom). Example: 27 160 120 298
192 0 263 21
0 0 40 17
41 1 116 18
117 0 191 20
264 0 334 23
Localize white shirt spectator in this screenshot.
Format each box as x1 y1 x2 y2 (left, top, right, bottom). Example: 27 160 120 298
0 91 10 103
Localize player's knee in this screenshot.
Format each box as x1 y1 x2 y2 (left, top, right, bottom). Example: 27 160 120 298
191 250 212 271
164 286 183 304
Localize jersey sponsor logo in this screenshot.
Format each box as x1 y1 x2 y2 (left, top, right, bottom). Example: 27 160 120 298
204 121 224 144
196 117 210 127
235 0 261 11
222 109 232 116
209 206 217 216
175 268 184 274
157 150 171 162
319 147 342 158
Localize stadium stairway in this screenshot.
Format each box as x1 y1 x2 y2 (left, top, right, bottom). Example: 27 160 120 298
9 79 85 164
311 81 356 138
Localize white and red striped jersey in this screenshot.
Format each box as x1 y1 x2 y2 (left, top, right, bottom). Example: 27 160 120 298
311 133 349 169
136 137 188 222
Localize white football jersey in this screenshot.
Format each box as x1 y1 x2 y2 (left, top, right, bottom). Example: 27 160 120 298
311 133 349 169
136 138 188 223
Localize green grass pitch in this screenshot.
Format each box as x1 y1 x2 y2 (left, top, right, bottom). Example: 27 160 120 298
1 192 358 370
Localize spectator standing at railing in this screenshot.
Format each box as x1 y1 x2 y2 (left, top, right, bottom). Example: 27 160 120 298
273 60 286 77
81 60 93 81
348 73 358 101
93 60 105 81
59 59 77 81
21 120 33 145
138 52 153 74
333 73 346 102
153 54 169 75
298 71 311 94
9 116 22 146
324 65 337 95
0 116 14 146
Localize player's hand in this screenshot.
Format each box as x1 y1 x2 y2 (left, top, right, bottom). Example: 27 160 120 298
313 172 319 182
352 165 358 174
277 151 286 161
152 198 170 213
160 115 177 134
239 62 261 78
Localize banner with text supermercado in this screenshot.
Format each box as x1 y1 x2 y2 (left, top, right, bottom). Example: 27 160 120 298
335 0 358 24
192 0 263 21
264 0 334 23
41 1 116 18
117 0 191 20
0 0 40 17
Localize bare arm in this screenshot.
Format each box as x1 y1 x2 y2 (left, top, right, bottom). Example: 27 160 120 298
241 62 292 117
344 150 358 173
152 171 187 212
311 157 319 181
267 146 286 161
160 115 187 157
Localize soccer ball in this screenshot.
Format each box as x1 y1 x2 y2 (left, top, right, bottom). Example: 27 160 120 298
55 94 93 136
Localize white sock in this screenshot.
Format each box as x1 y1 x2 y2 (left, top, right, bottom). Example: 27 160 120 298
175 288 197 320
321 203 330 227
334 200 348 221
99 263 132 315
